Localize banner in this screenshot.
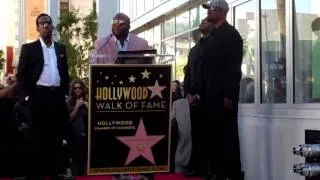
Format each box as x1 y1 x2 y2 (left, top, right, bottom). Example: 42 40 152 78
27 0 45 41
88 64 172 175
6 46 13 75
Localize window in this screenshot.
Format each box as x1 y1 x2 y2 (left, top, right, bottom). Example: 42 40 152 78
145 28 154 46
154 0 161 7
164 17 175 38
122 1 130 16
294 0 320 103
175 33 189 81
176 11 189 34
234 0 256 103
154 24 161 54
137 0 145 17
261 0 286 103
145 0 153 12
162 38 176 78
162 38 175 55
137 32 145 39
190 5 207 29
190 7 201 29
131 0 137 19
120 0 124 12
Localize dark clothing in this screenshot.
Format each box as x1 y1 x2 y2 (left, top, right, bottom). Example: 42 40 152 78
16 40 73 177
0 94 32 177
199 22 244 179
184 37 208 96
27 87 71 176
0 97 16 177
16 40 69 102
67 100 88 176
200 22 243 104
184 36 211 174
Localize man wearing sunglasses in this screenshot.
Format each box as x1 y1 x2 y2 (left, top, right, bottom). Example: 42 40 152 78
92 13 149 64
193 0 245 180
17 13 74 180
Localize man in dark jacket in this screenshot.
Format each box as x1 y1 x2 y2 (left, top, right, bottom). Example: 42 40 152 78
16 13 73 179
199 0 244 179
184 18 214 175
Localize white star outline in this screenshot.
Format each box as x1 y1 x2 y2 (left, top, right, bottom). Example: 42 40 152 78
128 75 136 83
141 69 151 79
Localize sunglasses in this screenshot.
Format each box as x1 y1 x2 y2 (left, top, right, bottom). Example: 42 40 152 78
201 19 212 24
111 19 126 25
38 21 52 28
74 86 83 90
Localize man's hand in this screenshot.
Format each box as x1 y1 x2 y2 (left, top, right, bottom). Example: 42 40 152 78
224 98 233 109
76 98 85 109
84 101 89 108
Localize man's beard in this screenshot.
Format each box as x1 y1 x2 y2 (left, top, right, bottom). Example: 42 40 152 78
113 30 129 40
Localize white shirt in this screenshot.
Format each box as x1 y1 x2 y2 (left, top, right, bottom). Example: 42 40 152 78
113 34 130 51
36 37 61 87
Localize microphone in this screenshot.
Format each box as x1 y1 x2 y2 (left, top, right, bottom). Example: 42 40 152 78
92 34 113 64
97 34 113 54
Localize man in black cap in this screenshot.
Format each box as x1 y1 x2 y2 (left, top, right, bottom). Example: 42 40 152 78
196 0 244 179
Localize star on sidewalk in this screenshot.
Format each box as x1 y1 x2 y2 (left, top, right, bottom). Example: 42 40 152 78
128 75 136 83
147 80 166 99
116 118 165 165
141 69 151 79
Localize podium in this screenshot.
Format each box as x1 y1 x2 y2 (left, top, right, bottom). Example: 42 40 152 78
88 50 172 176
115 50 157 64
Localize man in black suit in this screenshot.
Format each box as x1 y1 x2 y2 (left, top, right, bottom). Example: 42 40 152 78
184 18 214 176
16 13 72 179
199 0 244 179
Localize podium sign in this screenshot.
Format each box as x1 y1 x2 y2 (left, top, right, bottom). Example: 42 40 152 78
88 64 172 175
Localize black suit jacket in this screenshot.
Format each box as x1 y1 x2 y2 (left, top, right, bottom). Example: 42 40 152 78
17 40 69 100
200 22 243 106
184 37 209 95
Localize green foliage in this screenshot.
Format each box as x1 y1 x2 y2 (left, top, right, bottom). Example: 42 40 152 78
56 8 97 81
0 50 4 70
175 56 188 81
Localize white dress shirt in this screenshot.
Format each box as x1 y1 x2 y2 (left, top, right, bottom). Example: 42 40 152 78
36 37 61 87
113 34 130 51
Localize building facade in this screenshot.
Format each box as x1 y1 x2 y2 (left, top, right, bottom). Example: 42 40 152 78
118 0 320 180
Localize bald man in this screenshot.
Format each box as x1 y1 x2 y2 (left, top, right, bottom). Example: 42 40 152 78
92 13 149 64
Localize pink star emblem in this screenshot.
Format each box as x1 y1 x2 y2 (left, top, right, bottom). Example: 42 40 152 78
116 118 165 166
147 80 166 99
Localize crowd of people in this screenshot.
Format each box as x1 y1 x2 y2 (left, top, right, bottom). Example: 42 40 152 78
0 0 245 179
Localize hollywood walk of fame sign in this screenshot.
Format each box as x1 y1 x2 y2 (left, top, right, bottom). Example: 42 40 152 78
88 64 172 175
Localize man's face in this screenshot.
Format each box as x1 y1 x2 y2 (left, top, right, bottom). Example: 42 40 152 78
207 7 224 23
199 19 213 33
111 17 129 38
36 16 53 38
